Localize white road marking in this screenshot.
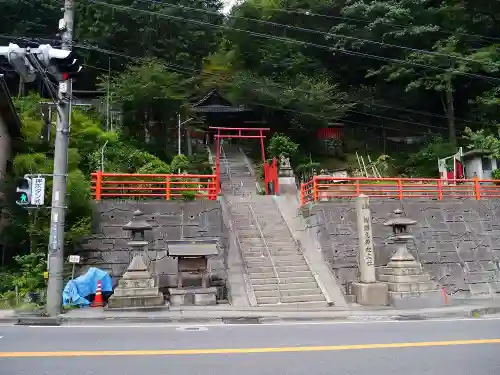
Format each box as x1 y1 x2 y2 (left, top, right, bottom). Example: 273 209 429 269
17 316 500 329
176 326 208 331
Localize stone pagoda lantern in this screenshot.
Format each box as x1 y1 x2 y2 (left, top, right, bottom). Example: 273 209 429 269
378 209 441 308
384 209 418 263
123 210 152 255
107 210 165 309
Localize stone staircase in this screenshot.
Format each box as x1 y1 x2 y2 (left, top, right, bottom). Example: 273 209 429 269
222 147 326 306
220 145 256 196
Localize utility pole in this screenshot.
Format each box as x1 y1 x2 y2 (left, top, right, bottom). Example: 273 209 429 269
177 113 181 155
46 0 74 316
177 115 193 156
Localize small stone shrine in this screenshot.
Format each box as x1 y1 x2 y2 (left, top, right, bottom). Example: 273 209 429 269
378 209 442 308
107 210 165 309
166 239 219 306
351 195 389 306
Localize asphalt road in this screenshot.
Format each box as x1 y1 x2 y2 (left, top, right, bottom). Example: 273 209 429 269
1 317 500 375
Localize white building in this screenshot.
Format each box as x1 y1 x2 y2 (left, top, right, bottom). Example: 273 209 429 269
462 149 499 180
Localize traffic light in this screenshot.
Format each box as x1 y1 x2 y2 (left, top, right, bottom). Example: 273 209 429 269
15 178 32 206
0 43 37 82
35 44 82 81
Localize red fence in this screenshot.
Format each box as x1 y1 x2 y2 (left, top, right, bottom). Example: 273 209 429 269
300 176 500 206
91 172 218 200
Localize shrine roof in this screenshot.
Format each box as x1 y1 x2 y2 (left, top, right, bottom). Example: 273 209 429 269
191 89 249 113
166 239 219 257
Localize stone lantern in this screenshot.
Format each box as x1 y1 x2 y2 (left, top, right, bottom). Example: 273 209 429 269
123 210 152 255
383 208 418 263
107 210 165 309
379 209 441 308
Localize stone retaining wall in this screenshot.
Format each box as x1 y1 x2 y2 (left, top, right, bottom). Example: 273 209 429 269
306 199 500 297
77 200 228 289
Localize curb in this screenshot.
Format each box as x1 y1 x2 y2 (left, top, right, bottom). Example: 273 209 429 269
470 306 500 317
0 305 498 325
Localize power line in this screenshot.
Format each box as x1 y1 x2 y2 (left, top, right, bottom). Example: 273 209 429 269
134 0 500 69
76 43 479 129
76 43 452 133
87 0 500 82
237 6 500 44
253 101 434 136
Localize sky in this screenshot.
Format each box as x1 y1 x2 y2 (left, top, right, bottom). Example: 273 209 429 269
222 0 238 14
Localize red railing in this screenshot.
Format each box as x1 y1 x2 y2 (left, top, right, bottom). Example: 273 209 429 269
300 176 500 206
91 172 218 200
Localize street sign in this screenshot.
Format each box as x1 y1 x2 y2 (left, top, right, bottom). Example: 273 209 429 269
30 177 46 206
68 255 80 263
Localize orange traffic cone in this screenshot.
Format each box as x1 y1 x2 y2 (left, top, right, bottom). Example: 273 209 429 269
91 280 104 307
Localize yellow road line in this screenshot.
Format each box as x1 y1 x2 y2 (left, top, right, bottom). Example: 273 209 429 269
1 338 500 358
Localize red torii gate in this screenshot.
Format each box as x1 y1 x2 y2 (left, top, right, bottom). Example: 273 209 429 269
210 126 278 195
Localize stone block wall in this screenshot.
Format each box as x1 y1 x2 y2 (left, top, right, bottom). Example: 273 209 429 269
307 199 500 297
77 200 228 289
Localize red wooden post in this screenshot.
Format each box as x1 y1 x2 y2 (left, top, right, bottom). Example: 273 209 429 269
397 179 403 200
273 157 279 195
95 170 102 201
165 176 171 200
313 176 319 202
355 179 361 196
436 179 443 200
259 129 266 163
474 176 481 200
215 130 221 196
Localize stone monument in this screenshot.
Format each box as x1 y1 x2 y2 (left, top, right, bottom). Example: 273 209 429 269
379 209 442 308
107 210 166 309
351 195 389 305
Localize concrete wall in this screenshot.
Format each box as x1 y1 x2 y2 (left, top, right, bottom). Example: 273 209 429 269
77 200 228 290
306 199 500 297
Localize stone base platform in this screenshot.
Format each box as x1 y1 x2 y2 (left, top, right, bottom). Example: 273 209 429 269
169 287 217 306
107 294 166 309
389 290 445 309
352 282 389 306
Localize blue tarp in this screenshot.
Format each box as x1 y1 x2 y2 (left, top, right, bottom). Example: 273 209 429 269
62 267 113 306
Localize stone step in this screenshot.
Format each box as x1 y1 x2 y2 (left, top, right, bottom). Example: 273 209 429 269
244 255 305 263
240 241 298 248
244 253 303 261
254 301 328 308
251 276 316 285
252 281 319 291
386 281 438 293
113 287 161 297
256 294 325 304
254 288 323 298
245 257 305 265
246 264 310 273
243 247 299 253
107 294 165 309
242 247 300 254
378 267 424 277
250 270 313 279
379 274 431 283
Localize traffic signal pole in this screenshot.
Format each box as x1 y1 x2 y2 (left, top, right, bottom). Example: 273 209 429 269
46 0 74 316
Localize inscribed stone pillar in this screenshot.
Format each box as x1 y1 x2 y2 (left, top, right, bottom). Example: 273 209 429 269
356 194 376 283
